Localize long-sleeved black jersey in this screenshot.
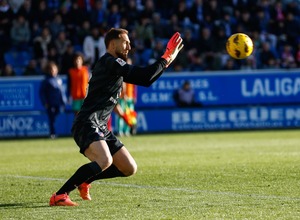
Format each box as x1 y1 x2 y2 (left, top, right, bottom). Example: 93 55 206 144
74 53 167 127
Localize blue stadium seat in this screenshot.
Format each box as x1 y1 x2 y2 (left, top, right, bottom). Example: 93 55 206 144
73 44 83 53
4 50 32 75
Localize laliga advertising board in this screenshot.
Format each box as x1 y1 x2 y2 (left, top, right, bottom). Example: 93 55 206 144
0 70 300 137
136 70 300 108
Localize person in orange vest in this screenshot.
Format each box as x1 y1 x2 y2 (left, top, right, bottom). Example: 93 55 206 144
68 53 90 115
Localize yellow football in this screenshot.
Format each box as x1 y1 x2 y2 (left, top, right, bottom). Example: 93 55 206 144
226 33 254 59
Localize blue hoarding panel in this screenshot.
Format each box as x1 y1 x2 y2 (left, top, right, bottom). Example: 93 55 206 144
136 71 300 108
0 83 34 110
1 71 300 111
0 76 68 112
0 111 74 138
1 71 300 138
136 105 300 133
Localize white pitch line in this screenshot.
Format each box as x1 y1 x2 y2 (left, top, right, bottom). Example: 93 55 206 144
2 174 300 201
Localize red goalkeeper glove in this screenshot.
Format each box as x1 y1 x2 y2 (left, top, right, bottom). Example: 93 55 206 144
161 32 184 68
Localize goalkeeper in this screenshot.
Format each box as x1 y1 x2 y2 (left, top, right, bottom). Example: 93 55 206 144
49 28 183 206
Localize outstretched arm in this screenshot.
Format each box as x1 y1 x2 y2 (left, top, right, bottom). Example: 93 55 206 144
123 58 167 87
123 32 184 87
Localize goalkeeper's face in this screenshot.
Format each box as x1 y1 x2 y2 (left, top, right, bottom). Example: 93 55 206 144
115 33 131 60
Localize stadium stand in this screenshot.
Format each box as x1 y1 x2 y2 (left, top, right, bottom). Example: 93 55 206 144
0 0 300 76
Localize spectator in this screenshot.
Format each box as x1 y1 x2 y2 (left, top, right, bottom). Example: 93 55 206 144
119 17 130 31
212 27 228 70
197 27 215 70
68 53 89 115
89 0 107 27
66 1 87 36
135 15 154 45
0 0 14 34
171 47 189 72
236 9 256 33
203 0 222 21
141 0 155 19
280 44 297 69
189 0 204 24
270 1 285 23
47 45 59 64
258 41 279 69
8 0 24 13
155 0 173 19
33 26 54 63
152 12 167 39
284 11 300 48
183 28 197 51
286 1 300 16
151 39 165 61
76 20 91 45
2 0 300 74
173 81 201 108
174 0 190 24
295 42 300 67
47 0 60 12
187 47 204 71
54 31 71 59
165 14 182 36
29 22 42 45
23 59 39 76
32 0 52 27
123 0 139 27
60 44 75 75
241 56 256 70
77 0 96 12
0 64 16 77
17 0 35 28
222 58 238 70
106 3 121 28
219 10 235 38
260 32 277 50
49 13 65 38
255 7 271 32
10 14 31 51
39 61 67 138
139 38 153 66
82 26 105 68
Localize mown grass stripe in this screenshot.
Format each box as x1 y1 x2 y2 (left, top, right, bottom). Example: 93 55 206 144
3 174 300 202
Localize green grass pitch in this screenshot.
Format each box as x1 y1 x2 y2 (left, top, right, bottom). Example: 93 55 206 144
1 130 300 219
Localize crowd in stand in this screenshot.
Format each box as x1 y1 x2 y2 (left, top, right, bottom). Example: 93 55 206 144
0 0 300 76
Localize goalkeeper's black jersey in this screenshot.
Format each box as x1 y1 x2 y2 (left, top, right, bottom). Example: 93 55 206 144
74 53 167 127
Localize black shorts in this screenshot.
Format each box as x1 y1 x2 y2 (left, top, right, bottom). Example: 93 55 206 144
71 122 124 156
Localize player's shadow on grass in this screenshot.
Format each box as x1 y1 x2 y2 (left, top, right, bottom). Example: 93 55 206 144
0 203 49 209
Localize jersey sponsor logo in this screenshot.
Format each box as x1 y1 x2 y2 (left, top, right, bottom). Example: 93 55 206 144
95 127 104 137
116 58 126 66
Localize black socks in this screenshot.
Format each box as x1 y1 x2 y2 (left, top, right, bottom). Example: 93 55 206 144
56 161 102 195
86 164 125 184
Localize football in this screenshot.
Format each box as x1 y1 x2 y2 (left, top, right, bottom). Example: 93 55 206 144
226 33 254 59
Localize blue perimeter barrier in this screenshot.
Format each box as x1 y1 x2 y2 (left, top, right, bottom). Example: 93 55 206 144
0 69 300 138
